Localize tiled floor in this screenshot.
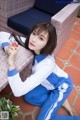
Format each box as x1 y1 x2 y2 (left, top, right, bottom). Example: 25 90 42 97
0 17 80 120
56 17 80 116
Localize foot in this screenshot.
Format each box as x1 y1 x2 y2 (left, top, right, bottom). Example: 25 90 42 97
62 99 74 116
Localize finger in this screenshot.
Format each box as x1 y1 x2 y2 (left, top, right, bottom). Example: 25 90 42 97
8 46 19 54
10 42 12 47
14 45 19 50
14 47 17 50
12 42 18 47
13 44 19 51
9 44 15 50
7 42 19 55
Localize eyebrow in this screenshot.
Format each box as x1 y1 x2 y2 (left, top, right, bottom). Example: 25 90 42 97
33 29 47 39
39 34 46 39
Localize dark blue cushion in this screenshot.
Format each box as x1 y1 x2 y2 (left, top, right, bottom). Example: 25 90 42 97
34 0 72 15
8 8 52 35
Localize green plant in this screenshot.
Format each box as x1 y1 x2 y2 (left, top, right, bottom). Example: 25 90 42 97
0 97 20 120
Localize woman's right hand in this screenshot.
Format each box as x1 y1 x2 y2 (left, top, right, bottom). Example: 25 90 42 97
7 42 19 64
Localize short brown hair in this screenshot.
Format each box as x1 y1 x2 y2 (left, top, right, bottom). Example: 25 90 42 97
25 22 57 55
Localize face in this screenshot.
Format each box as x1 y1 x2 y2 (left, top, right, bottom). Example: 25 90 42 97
28 29 49 54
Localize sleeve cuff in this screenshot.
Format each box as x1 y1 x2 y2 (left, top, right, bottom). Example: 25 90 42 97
2 42 10 49
8 68 18 76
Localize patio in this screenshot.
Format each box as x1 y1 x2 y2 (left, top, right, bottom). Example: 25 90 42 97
0 17 80 120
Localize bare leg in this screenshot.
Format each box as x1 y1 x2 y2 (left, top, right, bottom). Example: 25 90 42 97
62 99 73 116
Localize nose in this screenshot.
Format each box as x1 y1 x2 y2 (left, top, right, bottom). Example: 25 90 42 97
32 35 38 43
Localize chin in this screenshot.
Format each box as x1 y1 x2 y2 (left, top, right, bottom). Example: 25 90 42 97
28 46 34 50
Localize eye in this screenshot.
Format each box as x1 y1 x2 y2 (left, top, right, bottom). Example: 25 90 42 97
32 31 36 35
39 37 44 41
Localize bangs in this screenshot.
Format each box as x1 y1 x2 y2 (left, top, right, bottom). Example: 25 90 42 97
33 25 48 35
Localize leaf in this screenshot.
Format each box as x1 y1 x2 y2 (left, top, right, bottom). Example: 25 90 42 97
0 97 20 120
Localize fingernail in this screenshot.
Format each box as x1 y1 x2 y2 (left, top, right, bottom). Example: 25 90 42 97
12 42 18 47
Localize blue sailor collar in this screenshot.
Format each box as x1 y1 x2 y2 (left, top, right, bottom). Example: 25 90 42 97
35 54 48 63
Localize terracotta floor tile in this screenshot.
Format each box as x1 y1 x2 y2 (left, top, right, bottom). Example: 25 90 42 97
76 46 80 54
17 114 23 120
70 54 80 69
73 25 80 33
34 107 41 119
70 31 80 41
0 84 11 96
57 107 67 115
64 38 77 50
56 47 72 60
10 94 35 113
55 58 64 68
64 66 80 86
77 87 80 94
26 114 32 120
74 95 80 115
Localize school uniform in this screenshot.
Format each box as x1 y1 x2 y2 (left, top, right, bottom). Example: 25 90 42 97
0 31 80 120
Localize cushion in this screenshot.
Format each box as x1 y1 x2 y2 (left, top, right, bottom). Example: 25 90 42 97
34 0 72 15
8 8 52 35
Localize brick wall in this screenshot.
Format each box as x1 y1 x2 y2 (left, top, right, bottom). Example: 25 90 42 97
0 0 35 36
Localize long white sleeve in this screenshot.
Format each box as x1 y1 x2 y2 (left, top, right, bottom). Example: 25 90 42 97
0 31 11 44
8 56 55 97
0 31 26 47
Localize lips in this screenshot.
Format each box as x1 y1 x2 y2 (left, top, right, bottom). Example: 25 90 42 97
29 42 35 47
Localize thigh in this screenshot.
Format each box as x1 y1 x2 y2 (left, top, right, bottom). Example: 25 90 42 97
23 85 50 106
37 82 73 120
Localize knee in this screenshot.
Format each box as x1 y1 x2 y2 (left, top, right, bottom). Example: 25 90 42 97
23 93 32 102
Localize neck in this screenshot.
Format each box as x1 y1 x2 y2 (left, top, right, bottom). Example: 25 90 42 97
34 51 40 55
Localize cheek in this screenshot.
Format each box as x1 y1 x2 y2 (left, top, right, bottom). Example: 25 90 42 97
38 41 47 49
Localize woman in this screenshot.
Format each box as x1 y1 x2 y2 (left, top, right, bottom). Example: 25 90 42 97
0 22 75 120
